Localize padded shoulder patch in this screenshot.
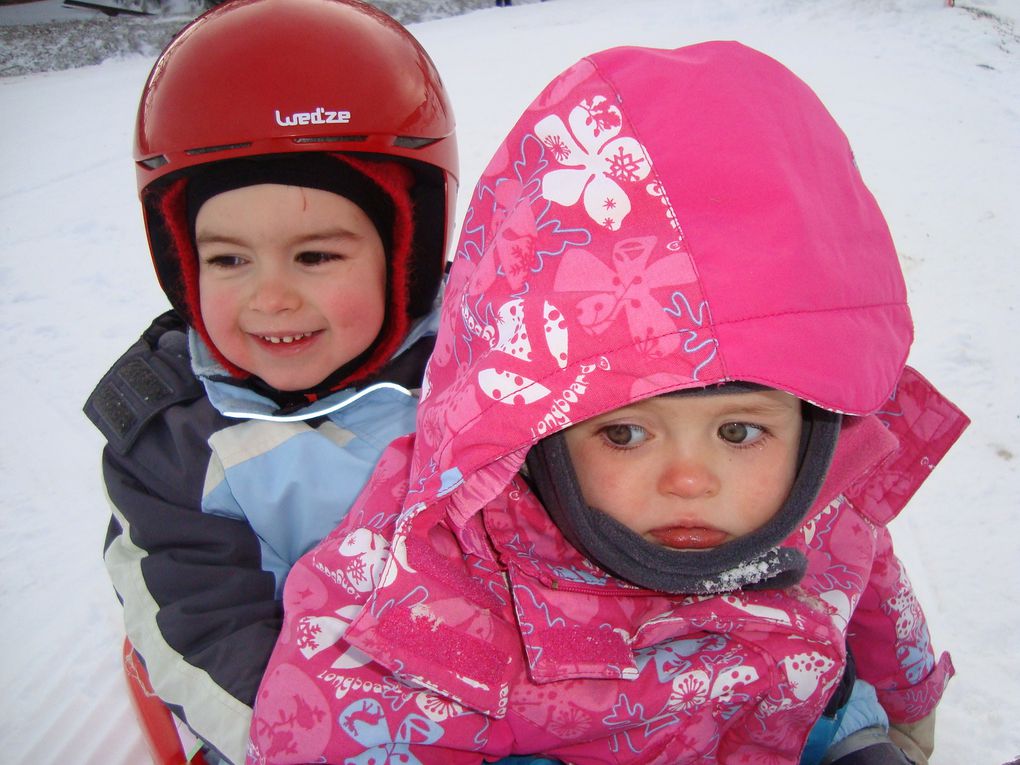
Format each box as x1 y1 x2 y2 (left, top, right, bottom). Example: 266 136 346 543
844 366 970 525
84 313 204 454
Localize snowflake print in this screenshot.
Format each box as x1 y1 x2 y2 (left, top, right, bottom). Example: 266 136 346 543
503 237 533 284
336 528 391 594
295 620 322 651
345 557 368 587
534 94 651 230
605 144 646 183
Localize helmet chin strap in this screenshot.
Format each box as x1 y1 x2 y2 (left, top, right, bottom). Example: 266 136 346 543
525 398 841 596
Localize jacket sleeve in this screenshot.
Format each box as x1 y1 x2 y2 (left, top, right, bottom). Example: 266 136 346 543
88 313 280 765
845 526 953 724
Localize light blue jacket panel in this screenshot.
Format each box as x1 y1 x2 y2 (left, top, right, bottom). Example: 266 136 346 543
201 385 417 597
192 313 435 596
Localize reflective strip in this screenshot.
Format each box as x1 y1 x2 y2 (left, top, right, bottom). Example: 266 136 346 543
221 381 414 422
103 487 251 765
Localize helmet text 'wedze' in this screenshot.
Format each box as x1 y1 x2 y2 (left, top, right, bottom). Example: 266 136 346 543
274 108 352 127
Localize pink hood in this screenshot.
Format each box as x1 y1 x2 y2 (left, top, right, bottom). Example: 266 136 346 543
248 43 966 765
412 41 911 522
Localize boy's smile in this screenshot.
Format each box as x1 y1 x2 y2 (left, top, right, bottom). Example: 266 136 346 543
563 389 803 549
196 184 387 391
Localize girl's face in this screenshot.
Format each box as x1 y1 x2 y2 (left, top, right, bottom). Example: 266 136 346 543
563 390 803 550
196 184 387 391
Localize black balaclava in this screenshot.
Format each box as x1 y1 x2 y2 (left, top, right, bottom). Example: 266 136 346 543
525 384 841 595
186 154 396 257
183 153 409 409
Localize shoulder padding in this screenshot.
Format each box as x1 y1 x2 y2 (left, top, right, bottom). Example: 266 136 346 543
84 311 205 455
845 366 970 525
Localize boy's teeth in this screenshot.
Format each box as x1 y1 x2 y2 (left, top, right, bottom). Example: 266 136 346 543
263 333 311 344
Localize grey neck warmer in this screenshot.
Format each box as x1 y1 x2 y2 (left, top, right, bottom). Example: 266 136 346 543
524 394 841 595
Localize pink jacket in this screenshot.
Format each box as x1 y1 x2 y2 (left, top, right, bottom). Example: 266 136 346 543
248 42 968 764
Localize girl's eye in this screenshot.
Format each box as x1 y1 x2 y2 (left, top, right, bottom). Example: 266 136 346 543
600 424 648 448
296 251 342 265
718 422 766 445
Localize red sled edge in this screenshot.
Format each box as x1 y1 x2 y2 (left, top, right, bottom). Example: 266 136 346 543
122 637 209 765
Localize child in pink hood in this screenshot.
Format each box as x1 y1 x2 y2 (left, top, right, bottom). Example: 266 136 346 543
247 41 967 765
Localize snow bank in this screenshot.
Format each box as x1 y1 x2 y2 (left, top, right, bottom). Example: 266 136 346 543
0 0 516 76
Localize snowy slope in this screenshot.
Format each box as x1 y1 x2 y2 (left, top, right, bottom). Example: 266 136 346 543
1 1 1018 763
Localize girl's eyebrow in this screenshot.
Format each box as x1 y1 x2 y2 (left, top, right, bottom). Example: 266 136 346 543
711 398 797 417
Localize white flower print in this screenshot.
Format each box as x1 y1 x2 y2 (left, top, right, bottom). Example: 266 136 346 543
535 96 651 230
667 670 710 713
780 652 835 702
415 691 465 722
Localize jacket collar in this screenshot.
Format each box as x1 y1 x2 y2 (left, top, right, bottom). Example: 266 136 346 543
189 310 438 421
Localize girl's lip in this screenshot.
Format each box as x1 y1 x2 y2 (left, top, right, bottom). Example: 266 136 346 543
649 525 729 550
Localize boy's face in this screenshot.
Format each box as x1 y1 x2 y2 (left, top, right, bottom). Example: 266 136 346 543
196 184 387 391
563 390 802 549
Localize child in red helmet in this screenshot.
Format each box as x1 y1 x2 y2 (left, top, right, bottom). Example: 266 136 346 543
247 42 966 765
83 1 457 762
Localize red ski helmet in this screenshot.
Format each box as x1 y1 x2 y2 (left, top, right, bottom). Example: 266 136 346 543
134 0 458 379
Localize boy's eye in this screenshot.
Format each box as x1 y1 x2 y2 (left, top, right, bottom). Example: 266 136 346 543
296 251 342 265
718 422 765 445
600 424 648 448
203 254 245 268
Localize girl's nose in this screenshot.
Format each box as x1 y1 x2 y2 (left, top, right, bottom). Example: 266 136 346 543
659 454 721 499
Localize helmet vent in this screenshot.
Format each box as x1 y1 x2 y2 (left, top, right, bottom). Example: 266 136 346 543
293 135 368 145
138 155 168 170
185 142 252 156
393 136 441 150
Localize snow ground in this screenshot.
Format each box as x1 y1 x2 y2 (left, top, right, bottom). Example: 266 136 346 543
1 0 1018 763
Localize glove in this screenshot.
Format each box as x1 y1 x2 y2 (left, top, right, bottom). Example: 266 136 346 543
888 711 936 765
821 727 918 765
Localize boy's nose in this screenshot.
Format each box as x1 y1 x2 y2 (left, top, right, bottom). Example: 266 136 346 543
249 273 300 313
659 455 720 499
